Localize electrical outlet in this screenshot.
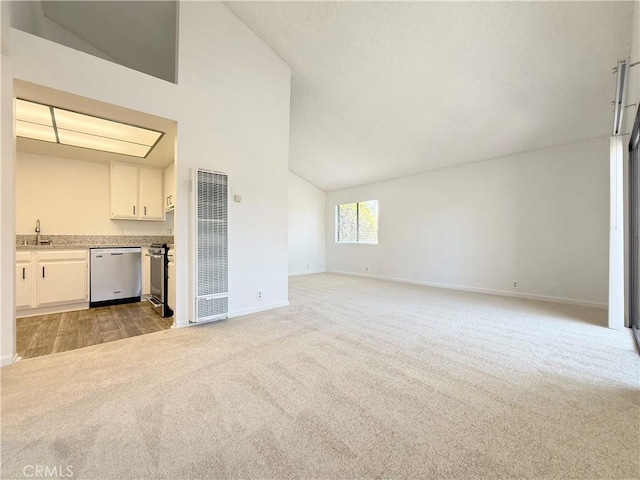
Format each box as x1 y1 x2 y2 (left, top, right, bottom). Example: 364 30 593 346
168 228 173 234
257 291 262 300
307 264 310 269
512 281 518 289
121 227 126 234
365 266 369 272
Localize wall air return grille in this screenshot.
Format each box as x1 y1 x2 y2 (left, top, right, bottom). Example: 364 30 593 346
193 169 228 323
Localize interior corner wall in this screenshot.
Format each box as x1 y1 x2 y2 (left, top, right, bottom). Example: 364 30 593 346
288 172 326 275
326 138 610 308
0 1 291 364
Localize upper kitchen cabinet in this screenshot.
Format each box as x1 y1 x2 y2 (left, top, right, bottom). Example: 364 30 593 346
139 167 164 220
111 163 139 218
111 162 164 221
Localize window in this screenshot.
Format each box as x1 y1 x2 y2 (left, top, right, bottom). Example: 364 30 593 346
336 200 378 244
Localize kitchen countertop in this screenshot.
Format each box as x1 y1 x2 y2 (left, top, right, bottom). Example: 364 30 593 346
16 235 174 251
16 244 148 250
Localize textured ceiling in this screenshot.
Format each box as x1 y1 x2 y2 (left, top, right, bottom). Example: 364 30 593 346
225 1 634 191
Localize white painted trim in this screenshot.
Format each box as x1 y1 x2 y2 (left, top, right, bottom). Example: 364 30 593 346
1 354 15 367
327 270 608 309
173 301 291 328
16 302 89 318
289 270 326 277
609 136 625 328
230 301 290 318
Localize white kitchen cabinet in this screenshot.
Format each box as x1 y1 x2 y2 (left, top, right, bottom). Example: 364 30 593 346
110 163 139 219
36 250 88 306
164 163 175 211
139 167 164 220
110 162 164 221
15 255 34 310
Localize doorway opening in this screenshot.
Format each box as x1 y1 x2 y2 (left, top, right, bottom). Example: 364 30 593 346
13 80 178 360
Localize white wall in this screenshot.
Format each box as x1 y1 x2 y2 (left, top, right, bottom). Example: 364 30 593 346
176 3 290 320
288 172 326 275
16 152 173 236
1 1 16 365
0 2 291 364
327 138 610 308
10 1 115 64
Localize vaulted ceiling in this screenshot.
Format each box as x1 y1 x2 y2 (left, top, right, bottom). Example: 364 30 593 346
10 1 636 191
225 1 634 191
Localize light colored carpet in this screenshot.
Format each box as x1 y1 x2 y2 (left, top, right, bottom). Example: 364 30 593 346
1 273 639 479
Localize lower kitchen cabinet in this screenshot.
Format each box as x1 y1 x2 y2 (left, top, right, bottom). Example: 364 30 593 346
15 258 33 310
16 249 89 315
37 261 88 305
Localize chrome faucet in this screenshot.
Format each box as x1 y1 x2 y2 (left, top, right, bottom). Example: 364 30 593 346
35 219 40 246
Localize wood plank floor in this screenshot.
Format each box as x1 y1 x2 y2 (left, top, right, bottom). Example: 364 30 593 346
17 302 173 360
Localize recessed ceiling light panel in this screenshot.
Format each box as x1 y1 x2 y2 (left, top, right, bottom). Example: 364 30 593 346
14 98 164 158
15 120 57 143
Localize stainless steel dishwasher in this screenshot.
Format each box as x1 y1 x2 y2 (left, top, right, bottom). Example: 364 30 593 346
90 247 142 307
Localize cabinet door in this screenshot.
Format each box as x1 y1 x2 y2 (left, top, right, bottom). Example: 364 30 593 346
38 261 87 305
111 163 139 219
16 263 33 309
164 163 175 210
139 167 164 220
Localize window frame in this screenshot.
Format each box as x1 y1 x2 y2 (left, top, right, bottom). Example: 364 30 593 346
335 199 379 245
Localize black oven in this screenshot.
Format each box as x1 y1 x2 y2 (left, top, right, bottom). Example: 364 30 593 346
147 243 173 318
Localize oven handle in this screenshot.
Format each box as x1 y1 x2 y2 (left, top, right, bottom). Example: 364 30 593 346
146 254 163 259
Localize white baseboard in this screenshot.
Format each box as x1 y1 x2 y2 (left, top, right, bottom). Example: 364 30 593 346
327 270 608 309
174 301 291 327
16 302 89 318
289 270 326 277
230 301 290 318
1 354 16 367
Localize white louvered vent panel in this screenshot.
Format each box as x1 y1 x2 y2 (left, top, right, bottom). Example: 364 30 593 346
194 169 228 322
197 297 228 320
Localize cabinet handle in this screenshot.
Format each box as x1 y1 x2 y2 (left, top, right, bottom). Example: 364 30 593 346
42 266 45 278
133 205 136 215
144 206 147 215
166 196 170 206
22 267 25 280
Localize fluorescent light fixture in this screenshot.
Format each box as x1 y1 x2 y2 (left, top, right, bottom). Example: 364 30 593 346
15 99 164 158
15 120 57 143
